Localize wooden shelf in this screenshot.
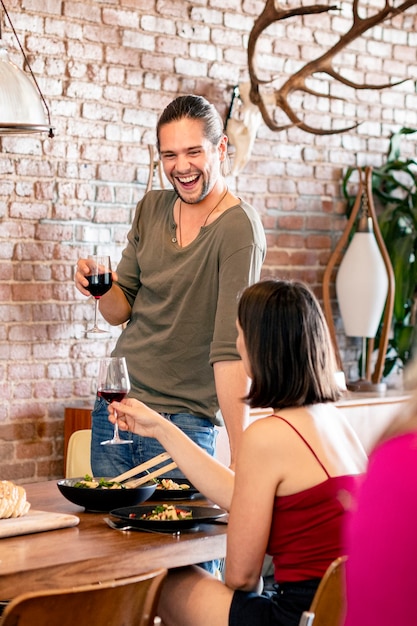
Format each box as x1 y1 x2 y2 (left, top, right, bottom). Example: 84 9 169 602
64 407 92 472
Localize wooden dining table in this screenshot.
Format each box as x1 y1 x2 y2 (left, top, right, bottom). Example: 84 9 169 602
0 480 228 600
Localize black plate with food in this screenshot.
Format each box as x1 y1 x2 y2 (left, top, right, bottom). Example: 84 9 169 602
151 477 202 500
57 476 157 512
110 503 228 531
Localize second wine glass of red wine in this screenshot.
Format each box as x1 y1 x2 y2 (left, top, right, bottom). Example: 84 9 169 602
86 254 112 338
97 356 133 445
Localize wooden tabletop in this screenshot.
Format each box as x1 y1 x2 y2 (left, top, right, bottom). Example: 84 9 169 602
0 481 227 600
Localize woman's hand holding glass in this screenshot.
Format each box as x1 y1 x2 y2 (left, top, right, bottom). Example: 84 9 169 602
98 357 133 445
107 398 163 441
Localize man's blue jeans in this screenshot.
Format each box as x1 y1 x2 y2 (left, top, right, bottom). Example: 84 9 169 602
91 396 220 574
91 396 217 477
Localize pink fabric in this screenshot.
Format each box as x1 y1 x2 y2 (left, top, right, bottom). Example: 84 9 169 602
344 431 417 626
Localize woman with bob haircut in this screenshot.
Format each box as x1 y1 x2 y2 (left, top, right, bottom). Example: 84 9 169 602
108 279 367 626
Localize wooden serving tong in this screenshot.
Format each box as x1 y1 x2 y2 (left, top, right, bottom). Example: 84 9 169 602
111 452 177 488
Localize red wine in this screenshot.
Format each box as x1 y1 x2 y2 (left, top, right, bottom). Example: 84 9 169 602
98 390 127 404
86 272 112 298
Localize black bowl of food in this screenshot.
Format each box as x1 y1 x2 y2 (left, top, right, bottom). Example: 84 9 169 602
57 476 157 512
152 477 202 500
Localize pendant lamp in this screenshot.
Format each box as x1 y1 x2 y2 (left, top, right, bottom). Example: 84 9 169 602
322 166 395 392
0 1 53 136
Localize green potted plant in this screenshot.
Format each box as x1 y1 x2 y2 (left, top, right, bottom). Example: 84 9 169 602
342 127 417 378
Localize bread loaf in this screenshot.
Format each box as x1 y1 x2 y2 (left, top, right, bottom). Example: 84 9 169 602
0 480 31 519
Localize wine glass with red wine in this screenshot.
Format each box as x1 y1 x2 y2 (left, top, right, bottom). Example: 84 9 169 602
86 254 112 338
97 356 133 445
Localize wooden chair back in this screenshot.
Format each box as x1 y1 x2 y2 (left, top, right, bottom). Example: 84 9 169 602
65 428 92 478
299 556 347 626
1 568 167 626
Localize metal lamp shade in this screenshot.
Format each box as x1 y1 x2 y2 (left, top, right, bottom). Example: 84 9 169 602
336 231 389 338
0 41 50 134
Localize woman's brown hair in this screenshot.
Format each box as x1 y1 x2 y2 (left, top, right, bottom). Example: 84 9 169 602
237 279 341 409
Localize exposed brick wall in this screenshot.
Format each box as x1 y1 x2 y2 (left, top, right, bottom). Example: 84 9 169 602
0 1 416 482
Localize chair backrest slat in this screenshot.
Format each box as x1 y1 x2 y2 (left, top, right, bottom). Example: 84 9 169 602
65 428 92 478
1 568 167 626
299 556 347 626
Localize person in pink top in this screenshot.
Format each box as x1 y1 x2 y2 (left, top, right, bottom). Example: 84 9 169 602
108 279 367 626
344 370 417 626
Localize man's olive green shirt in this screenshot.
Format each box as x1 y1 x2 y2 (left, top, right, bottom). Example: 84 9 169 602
113 189 266 423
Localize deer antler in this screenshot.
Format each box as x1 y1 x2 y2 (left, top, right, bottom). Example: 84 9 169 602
248 0 417 134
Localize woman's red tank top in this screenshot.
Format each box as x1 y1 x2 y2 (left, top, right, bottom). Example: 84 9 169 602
266 415 361 582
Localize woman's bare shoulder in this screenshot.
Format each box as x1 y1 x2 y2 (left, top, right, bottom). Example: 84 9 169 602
243 412 297 451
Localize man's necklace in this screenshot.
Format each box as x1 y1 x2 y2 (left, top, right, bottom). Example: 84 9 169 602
175 187 228 247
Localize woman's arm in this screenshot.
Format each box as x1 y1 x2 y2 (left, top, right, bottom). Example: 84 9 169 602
225 419 280 591
110 398 234 510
